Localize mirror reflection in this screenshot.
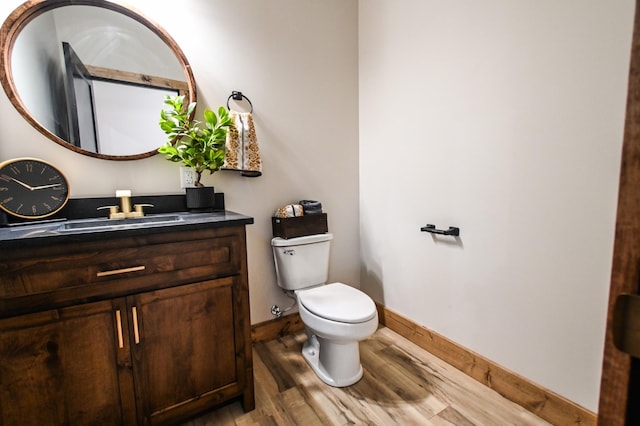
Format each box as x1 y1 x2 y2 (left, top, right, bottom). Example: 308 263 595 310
1 0 196 160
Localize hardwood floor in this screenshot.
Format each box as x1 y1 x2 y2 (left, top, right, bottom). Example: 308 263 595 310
183 327 549 425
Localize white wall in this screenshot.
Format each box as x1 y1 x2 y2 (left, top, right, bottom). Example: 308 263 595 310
0 0 360 326
359 0 634 412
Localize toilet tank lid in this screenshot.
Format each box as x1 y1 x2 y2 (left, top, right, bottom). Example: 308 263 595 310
271 233 333 247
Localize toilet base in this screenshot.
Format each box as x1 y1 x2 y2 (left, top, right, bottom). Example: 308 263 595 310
301 333 364 387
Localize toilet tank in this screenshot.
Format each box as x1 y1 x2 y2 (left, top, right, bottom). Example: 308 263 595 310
271 233 333 291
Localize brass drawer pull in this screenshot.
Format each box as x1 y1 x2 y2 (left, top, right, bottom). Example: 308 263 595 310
132 307 140 344
96 265 145 277
115 310 124 349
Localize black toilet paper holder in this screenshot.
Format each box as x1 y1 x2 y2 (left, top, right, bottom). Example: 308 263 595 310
421 224 460 237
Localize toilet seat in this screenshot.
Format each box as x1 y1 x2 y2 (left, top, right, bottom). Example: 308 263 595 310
296 282 376 324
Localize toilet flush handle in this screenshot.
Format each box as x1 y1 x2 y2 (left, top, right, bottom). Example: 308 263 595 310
284 249 295 255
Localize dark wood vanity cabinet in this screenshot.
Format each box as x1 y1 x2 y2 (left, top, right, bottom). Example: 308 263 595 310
0 223 254 425
129 277 241 425
0 299 128 425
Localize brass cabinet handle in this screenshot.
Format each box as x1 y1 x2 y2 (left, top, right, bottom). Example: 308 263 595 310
96 265 145 277
132 306 140 344
115 310 124 349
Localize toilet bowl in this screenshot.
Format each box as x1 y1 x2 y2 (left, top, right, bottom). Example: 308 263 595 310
296 282 378 386
271 233 379 387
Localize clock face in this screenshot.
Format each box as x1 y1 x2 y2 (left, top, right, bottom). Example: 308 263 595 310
0 158 70 219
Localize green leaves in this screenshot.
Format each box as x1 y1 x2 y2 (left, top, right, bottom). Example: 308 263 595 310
157 95 232 186
203 108 217 127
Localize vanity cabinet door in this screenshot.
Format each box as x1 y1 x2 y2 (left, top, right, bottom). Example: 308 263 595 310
0 299 136 425
128 277 238 425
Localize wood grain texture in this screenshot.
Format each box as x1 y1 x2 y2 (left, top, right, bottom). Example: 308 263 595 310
598 1 640 424
0 226 243 319
183 327 549 425
379 306 595 426
251 313 305 344
251 307 594 425
0 300 131 425
85 64 189 96
131 278 237 425
0 224 254 424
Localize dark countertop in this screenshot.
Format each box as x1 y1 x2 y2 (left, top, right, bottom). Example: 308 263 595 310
0 210 254 250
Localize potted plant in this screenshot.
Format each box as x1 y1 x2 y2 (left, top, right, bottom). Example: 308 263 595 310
158 95 232 211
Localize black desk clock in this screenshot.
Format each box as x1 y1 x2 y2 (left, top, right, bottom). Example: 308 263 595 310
0 158 70 219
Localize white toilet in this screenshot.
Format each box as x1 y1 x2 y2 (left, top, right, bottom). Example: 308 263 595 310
271 233 378 387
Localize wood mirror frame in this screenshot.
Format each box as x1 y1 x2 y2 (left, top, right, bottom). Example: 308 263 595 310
0 0 196 161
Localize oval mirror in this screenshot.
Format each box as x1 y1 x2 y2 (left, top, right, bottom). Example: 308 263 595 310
0 0 196 160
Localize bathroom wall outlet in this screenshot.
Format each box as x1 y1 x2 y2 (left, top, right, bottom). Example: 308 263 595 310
179 167 197 188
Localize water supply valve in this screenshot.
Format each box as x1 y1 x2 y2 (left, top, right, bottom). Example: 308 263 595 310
271 305 283 318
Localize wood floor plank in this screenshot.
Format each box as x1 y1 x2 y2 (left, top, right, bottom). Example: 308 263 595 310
254 338 298 392
434 406 476 426
343 373 423 425
241 345 297 426
259 333 409 425
375 328 550 425
356 339 449 421
264 334 349 426
182 327 550 425
278 387 325 425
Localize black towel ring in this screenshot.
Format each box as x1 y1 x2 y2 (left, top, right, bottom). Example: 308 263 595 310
226 91 253 113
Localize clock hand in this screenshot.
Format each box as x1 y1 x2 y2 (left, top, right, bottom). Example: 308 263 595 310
1 174 34 190
31 183 62 190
